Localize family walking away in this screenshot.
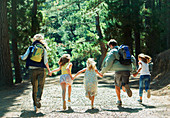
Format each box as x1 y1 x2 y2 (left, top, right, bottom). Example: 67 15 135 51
20 35 152 112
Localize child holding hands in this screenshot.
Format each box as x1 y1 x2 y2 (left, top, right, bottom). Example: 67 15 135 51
133 53 152 104
50 54 73 110
73 58 103 109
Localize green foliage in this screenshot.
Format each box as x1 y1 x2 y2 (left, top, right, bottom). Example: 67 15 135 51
6 0 170 77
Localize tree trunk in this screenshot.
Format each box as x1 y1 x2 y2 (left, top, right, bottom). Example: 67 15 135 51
122 0 133 54
166 0 170 49
32 0 38 35
12 0 22 83
145 0 151 27
132 0 141 60
95 14 108 69
0 0 13 86
134 29 140 60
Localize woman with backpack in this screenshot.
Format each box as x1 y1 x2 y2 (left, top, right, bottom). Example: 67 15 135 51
20 34 51 112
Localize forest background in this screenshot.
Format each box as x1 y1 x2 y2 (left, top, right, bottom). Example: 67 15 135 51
0 0 170 86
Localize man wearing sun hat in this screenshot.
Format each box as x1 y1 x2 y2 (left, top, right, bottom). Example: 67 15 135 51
20 34 51 112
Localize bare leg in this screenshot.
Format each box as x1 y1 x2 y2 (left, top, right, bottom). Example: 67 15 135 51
88 92 92 100
61 83 66 110
68 85 71 102
91 96 95 109
122 86 126 92
115 85 121 101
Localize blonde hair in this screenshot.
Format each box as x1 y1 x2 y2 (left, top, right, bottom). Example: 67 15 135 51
58 54 71 66
33 34 49 50
138 53 152 64
86 58 96 70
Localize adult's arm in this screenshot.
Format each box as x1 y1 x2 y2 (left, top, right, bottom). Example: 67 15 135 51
100 50 116 74
131 55 137 74
20 47 30 60
44 49 51 74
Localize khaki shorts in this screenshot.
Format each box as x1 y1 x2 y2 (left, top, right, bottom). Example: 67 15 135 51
114 71 130 87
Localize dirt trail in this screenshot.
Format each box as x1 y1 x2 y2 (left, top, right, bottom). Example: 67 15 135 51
0 71 170 118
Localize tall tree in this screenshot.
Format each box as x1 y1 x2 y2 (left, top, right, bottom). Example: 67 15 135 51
131 0 142 60
95 13 108 69
122 0 133 51
165 0 170 49
12 0 22 83
0 0 13 86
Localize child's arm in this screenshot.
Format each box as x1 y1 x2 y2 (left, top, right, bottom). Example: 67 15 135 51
73 68 87 80
95 69 103 77
133 62 142 77
66 63 73 80
49 66 61 76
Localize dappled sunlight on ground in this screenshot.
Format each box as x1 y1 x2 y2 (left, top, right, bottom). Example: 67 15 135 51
0 71 170 117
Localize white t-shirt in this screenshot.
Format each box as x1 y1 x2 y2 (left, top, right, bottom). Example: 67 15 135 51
138 61 150 75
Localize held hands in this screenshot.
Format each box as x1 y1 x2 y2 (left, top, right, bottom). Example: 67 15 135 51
72 75 77 80
133 73 138 77
19 55 22 60
48 70 52 76
71 76 74 80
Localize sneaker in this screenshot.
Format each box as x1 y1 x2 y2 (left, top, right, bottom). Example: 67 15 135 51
137 99 142 104
36 102 41 108
116 100 122 106
68 98 71 102
125 84 132 97
34 106 37 112
147 90 151 98
91 106 94 109
36 98 41 108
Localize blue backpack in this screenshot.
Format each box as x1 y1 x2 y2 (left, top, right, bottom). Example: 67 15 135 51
118 45 132 65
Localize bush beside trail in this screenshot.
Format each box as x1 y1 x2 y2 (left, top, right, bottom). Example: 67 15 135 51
151 49 170 95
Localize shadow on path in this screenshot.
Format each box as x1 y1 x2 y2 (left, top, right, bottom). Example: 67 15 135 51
0 82 30 117
20 110 45 117
85 108 99 114
56 107 74 113
102 106 142 113
141 104 156 108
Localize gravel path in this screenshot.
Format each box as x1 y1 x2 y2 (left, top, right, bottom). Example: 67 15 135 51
0 72 170 118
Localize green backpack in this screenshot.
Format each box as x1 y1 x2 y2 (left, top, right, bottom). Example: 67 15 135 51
30 44 44 62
